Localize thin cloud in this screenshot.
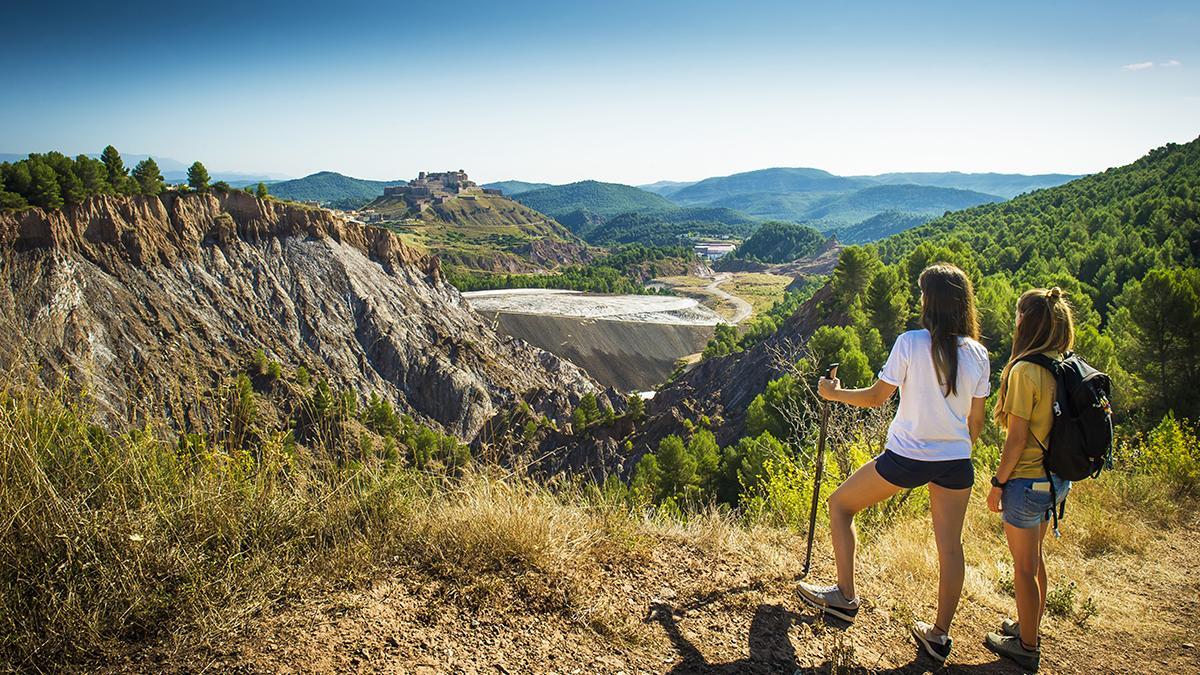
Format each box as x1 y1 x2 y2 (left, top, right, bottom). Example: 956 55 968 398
1159 59 1182 67
1122 61 1154 71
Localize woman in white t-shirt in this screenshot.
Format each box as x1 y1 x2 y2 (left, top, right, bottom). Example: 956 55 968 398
797 263 991 665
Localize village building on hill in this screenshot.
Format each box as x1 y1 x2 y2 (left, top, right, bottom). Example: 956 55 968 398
383 170 503 210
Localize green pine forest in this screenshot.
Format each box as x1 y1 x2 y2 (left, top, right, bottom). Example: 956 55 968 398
623 137 1200 512
0 146 268 207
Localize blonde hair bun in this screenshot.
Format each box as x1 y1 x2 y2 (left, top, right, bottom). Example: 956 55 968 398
1048 287 1064 300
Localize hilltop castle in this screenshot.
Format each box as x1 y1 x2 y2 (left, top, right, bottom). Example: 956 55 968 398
383 170 502 210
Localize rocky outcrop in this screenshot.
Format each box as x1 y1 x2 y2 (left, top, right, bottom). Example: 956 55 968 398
0 192 602 438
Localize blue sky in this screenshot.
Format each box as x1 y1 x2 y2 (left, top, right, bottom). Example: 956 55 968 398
2 0 1197 184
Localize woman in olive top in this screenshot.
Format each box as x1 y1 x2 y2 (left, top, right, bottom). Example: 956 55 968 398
985 287 1075 672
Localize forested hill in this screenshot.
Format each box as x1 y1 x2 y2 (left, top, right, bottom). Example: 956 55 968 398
481 180 552 196
266 171 401 209
669 167 866 204
875 137 1200 314
870 136 1200 420
727 221 827 263
799 184 1003 229
513 180 677 219
512 180 758 244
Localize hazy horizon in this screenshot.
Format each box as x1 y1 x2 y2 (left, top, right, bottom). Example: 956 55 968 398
4 0 1198 184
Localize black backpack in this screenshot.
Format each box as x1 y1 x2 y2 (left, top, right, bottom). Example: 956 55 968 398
1016 352 1115 531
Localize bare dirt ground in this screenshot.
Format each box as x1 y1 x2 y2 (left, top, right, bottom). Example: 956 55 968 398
132 522 1200 674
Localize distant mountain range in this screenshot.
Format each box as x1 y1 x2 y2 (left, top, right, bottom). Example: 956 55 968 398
854 171 1083 199
654 167 1067 228
138 164 1083 244
495 167 1082 243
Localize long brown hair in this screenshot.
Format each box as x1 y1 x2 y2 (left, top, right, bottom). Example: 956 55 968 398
918 264 980 397
993 287 1076 424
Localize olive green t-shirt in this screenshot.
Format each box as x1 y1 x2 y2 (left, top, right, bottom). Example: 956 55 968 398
1001 352 1061 479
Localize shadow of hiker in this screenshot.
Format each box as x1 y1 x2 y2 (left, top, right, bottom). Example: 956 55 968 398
865 654 1020 675
647 600 815 674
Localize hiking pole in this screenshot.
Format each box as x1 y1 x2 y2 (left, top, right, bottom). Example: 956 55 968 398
801 362 838 579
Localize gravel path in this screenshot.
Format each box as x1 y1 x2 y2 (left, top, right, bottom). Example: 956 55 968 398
706 273 753 324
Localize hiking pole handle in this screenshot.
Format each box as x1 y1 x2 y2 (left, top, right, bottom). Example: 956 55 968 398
801 363 839 578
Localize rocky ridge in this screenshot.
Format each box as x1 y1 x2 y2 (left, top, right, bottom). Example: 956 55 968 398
0 191 602 438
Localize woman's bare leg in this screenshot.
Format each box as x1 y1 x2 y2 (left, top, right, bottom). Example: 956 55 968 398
828 460 902 598
928 483 972 634
1004 522 1044 650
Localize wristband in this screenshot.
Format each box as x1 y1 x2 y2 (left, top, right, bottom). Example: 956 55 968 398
990 475 1007 489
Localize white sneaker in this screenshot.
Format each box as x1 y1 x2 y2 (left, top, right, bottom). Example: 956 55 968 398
796 581 860 622
911 620 952 663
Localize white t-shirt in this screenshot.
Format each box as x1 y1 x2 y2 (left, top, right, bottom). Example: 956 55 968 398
877 329 991 461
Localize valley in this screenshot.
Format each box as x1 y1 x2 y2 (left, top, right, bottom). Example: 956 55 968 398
5 2 1198 672
1 137 1197 674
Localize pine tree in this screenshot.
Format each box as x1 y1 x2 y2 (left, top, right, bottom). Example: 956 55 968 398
832 245 881 309
686 429 721 497
656 435 697 500
1112 267 1200 418
579 393 601 426
132 159 164 195
187 161 210 192
255 182 269 199
626 393 645 420
0 170 28 209
863 266 909 343
100 145 127 187
73 155 111 195
28 161 63 209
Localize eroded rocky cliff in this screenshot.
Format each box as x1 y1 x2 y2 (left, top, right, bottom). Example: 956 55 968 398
0 192 601 438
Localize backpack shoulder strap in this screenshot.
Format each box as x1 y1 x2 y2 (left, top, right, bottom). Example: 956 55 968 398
1016 353 1061 373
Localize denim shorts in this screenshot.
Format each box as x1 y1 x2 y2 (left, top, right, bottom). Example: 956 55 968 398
1001 474 1071 529
874 449 975 490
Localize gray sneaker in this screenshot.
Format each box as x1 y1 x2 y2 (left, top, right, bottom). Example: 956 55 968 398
985 632 1040 671
911 620 952 663
1000 618 1020 638
796 581 860 622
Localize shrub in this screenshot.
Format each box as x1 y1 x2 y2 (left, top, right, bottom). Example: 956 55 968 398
1133 414 1200 494
1045 579 1077 618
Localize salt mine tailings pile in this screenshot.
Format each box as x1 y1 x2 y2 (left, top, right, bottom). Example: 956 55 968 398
463 288 725 391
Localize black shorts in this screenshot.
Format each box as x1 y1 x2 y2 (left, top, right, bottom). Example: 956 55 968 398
874 449 974 490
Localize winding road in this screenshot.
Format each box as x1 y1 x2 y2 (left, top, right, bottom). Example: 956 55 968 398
706 273 753 324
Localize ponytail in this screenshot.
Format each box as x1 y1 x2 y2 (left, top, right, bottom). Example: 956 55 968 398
993 287 1076 425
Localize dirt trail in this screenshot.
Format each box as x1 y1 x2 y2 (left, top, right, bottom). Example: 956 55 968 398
706 273 753 324
136 525 1200 674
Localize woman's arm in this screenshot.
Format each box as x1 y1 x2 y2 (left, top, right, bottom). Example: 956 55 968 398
817 377 897 409
987 413 1030 512
968 396 986 444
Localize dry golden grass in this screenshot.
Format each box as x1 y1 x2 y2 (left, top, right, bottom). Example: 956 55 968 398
3 380 1195 672
720 272 794 315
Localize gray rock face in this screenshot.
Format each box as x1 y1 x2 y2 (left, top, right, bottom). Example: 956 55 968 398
0 191 600 438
